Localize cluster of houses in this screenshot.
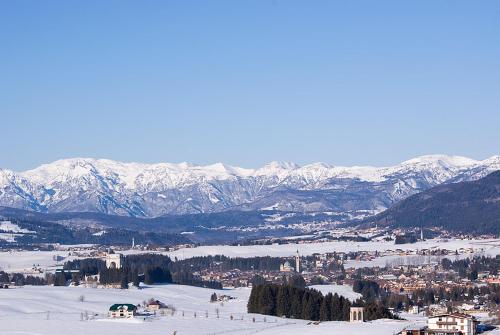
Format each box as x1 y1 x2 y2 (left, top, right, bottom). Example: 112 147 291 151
108 299 169 319
196 246 497 294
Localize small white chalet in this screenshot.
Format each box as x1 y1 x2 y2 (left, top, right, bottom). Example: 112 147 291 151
108 304 137 318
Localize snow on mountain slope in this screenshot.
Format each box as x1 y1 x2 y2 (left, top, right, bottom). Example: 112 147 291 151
0 155 498 217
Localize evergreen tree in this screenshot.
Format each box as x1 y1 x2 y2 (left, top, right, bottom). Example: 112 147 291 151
276 285 289 317
54 271 67 286
259 284 277 315
320 293 332 321
120 275 128 289
71 273 80 286
287 274 306 289
290 287 302 318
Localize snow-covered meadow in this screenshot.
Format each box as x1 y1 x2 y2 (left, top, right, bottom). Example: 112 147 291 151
0 284 419 335
165 238 500 260
0 249 77 273
308 284 362 301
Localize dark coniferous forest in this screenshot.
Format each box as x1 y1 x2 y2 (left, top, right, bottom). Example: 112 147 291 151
247 281 394 321
366 170 500 234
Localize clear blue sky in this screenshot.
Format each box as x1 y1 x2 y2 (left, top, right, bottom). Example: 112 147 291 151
1 1 499 171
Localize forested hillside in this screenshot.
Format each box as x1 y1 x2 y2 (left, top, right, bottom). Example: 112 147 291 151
364 170 500 234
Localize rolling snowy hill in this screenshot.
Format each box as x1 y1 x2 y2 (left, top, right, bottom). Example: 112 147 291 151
0 284 416 335
0 155 498 217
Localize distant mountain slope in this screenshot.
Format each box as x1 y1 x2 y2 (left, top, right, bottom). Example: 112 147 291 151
0 206 343 244
363 170 500 234
0 155 499 217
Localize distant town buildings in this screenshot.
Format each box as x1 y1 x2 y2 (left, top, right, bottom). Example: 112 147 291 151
279 261 294 272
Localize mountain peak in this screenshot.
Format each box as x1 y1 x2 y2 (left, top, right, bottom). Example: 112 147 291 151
400 154 478 167
1 154 498 217
260 161 299 170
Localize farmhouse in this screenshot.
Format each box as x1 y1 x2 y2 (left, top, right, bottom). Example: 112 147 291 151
108 304 137 318
146 299 167 311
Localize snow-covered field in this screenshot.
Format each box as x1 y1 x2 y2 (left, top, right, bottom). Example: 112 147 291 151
0 250 76 273
165 238 500 260
0 284 418 335
0 220 36 243
308 284 362 301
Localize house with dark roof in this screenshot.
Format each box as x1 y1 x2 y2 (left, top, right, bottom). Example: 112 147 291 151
146 299 167 311
108 304 137 318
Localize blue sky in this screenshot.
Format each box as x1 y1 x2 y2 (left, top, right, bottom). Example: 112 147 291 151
1 1 499 170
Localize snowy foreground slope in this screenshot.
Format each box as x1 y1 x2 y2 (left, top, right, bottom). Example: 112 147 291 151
0 284 419 335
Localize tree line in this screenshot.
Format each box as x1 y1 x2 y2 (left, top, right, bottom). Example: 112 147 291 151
247 281 394 321
169 255 285 272
441 256 499 280
0 271 46 286
63 253 221 289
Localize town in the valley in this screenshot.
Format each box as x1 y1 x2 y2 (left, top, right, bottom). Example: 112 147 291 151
0 223 499 335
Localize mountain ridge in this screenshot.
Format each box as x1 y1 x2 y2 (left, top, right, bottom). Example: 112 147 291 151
362 170 500 234
1 155 499 217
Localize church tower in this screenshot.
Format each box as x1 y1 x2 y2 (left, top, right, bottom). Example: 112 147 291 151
295 250 300 273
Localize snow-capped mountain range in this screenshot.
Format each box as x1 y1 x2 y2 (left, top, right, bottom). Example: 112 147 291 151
0 155 499 217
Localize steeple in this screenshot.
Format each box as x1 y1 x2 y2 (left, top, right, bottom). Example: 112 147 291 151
295 249 300 273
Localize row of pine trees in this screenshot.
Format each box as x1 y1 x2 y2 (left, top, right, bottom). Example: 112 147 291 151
248 282 395 321
248 283 352 321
